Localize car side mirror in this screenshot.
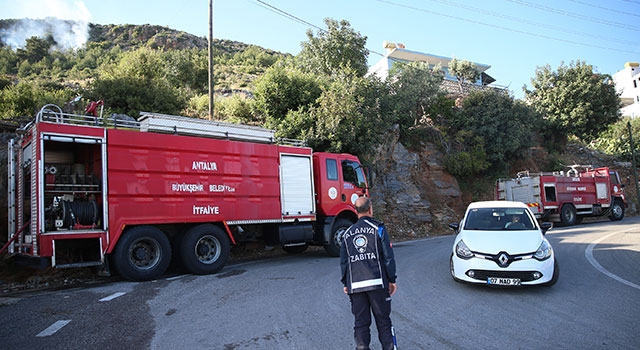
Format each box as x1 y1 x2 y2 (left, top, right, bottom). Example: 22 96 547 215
449 223 459 233
540 222 553 234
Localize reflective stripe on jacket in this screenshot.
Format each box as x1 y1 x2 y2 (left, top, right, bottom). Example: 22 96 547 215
340 217 396 294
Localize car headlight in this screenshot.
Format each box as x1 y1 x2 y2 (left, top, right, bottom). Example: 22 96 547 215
533 239 552 261
455 240 474 259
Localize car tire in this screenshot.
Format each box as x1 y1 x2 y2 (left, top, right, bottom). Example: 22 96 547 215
543 259 559 287
560 204 577 226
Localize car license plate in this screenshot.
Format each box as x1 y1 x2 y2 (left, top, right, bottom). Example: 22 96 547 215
487 277 521 286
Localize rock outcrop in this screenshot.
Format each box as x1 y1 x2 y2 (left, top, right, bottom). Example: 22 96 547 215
368 126 465 240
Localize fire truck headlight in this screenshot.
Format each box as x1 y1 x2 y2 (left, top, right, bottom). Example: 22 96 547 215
533 240 552 261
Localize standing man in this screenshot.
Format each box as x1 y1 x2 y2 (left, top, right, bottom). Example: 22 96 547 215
341 196 397 350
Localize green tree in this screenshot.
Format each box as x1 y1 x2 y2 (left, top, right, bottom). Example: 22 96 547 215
296 18 368 77
451 89 540 170
214 94 257 125
524 60 621 145
0 81 73 120
16 36 54 64
443 129 490 177
593 117 640 162
388 61 446 128
91 47 184 116
301 72 390 156
0 47 18 75
253 61 322 127
449 58 480 93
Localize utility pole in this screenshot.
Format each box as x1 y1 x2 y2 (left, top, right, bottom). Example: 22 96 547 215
208 0 214 120
628 121 640 206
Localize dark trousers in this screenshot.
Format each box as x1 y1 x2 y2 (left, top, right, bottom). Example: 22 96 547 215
349 288 394 350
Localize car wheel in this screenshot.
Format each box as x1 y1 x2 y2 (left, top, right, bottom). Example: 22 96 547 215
608 199 625 221
324 218 353 257
450 254 463 283
543 259 559 287
560 204 577 226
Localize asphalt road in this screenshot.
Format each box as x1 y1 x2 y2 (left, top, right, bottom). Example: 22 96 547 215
1 217 639 349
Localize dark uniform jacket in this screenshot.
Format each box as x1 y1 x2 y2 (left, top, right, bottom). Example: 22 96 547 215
340 216 396 294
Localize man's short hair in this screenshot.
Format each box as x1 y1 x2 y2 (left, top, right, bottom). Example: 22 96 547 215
355 196 371 214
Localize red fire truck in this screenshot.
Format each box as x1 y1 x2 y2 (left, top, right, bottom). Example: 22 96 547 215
5 104 368 281
495 165 626 226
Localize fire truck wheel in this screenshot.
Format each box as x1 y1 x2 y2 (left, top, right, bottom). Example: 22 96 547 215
179 224 230 275
609 199 625 221
560 204 577 226
112 226 172 281
324 218 353 257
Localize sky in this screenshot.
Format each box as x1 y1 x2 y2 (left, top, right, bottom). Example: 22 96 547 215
1 0 639 99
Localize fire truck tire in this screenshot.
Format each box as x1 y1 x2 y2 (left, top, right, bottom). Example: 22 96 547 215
609 199 625 221
560 204 577 226
179 224 230 275
111 226 172 281
324 218 353 257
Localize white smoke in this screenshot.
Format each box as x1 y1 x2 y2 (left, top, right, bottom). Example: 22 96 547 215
0 0 92 50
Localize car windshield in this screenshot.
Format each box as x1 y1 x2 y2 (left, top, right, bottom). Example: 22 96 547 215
463 208 535 230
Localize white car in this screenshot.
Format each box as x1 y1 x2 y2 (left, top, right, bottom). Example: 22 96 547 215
449 201 559 286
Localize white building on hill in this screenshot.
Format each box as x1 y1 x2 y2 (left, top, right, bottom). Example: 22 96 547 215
613 62 640 118
367 41 499 93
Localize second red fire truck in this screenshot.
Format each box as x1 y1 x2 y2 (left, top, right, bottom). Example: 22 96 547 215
496 165 626 226
6 104 368 281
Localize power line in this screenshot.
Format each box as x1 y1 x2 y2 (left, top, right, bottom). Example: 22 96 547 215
568 0 640 18
244 0 385 57
374 0 640 55
248 0 324 31
425 0 636 46
505 0 640 30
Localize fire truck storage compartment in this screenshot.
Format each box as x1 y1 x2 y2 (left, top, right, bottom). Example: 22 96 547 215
43 138 103 232
544 184 557 202
53 238 103 267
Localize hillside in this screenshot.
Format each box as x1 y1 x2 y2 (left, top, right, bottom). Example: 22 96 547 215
0 19 291 93
0 18 281 54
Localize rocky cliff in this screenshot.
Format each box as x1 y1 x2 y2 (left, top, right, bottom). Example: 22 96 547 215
368 126 466 241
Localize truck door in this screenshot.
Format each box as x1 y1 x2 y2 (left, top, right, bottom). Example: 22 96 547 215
313 153 367 216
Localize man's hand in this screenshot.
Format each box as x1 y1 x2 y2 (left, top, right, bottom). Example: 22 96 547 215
388 283 397 296
344 286 348 294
